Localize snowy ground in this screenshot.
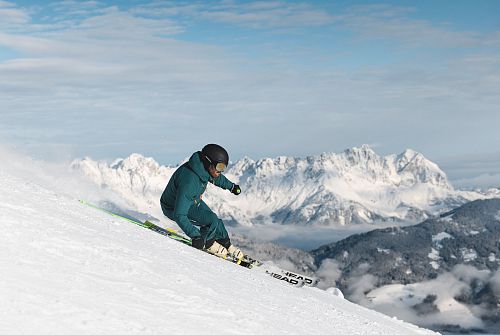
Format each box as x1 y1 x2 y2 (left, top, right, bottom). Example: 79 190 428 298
0 167 438 334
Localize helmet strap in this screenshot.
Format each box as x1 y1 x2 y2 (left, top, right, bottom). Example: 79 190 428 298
200 152 212 171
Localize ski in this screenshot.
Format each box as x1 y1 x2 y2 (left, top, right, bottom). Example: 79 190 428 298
80 200 315 287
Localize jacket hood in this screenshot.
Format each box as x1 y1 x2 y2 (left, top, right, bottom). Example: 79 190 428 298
187 151 210 183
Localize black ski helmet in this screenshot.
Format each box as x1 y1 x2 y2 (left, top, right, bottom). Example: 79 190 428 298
201 144 229 171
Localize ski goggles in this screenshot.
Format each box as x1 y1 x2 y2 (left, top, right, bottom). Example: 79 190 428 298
205 155 227 172
214 162 227 172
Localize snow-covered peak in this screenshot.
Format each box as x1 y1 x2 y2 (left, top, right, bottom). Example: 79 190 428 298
71 155 173 219
231 155 255 170
343 144 379 163
398 148 420 161
394 149 449 188
110 153 160 171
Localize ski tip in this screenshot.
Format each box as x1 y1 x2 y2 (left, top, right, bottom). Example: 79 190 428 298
306 278 321 287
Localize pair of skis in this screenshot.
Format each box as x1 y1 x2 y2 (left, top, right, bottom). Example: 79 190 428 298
80 200 319 288
145 220 317 287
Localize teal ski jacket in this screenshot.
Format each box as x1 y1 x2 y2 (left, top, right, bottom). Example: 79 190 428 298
160 151 235 238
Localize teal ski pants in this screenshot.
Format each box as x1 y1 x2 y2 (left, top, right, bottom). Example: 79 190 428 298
161 200 229 244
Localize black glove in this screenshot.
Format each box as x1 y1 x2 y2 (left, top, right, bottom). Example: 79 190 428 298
191 236 204 250
230 184 241 195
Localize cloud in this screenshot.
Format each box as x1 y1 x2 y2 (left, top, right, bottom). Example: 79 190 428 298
490 269 500 298
131 0 497 51
0 4 338 160
451 264 491 285
49 0 106 16
345 263 377 305
362 265 500 331
231 223 388 250
199 1 336 29
453 174 500 189
0 1 29 30
0 3 255 159
0 1 499 172
316 258 342 289
439 151 500 188
131 1 336 30
348 274 378 305
339 4 481 48
74 7 183 37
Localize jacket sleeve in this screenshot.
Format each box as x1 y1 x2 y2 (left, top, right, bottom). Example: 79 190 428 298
212 173 234 190
173 184 200 239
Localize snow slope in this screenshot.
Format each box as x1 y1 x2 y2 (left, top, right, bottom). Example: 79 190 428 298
0 162 438 334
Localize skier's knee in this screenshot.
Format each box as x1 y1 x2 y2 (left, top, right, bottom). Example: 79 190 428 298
208 212 220 226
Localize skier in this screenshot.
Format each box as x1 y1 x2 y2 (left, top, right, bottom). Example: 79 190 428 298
160 144 244 260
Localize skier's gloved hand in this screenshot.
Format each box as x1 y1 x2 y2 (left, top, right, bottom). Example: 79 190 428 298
230 184 241 195
191 236 204 250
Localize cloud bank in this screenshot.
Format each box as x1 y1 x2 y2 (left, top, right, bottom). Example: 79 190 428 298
347 264 500 332
0 1 499 186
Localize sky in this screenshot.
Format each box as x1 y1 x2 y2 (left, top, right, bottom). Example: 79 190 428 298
0 0 499 187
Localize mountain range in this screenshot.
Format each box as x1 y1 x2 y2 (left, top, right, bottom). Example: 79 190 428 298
71 145 500 228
